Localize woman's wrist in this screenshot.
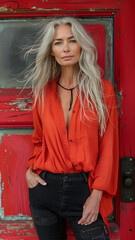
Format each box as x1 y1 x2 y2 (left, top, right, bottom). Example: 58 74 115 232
91 189 103 201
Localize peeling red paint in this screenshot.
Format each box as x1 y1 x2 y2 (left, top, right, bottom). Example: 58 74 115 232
107 42 111 68
107 42 111 79
0 89 33 128
0 220 121 239
0 0 121 11
0 0 134 240
0 89 32 111
0 220 38 239
0 132 33 216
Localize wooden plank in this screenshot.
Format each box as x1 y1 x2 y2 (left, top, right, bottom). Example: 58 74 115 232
119 1 135 239
0 220 120 239
119 0 135 157
0 220 38 239
113 10 121 227
0 0 120 11
120 202 135 240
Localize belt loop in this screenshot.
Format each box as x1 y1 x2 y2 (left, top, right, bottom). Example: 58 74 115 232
82 172 88 183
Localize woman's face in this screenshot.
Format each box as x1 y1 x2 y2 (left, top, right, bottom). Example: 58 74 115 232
51 24 81 67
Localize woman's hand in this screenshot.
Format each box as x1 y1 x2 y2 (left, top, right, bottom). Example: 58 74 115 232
78 189 103 225
26 166 47 188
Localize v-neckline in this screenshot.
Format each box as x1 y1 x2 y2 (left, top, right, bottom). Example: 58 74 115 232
58 94 78 139
54 79 78 139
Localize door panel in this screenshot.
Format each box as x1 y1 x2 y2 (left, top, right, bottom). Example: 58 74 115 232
0 129 33 218
0 17 115 239
0 18 113 128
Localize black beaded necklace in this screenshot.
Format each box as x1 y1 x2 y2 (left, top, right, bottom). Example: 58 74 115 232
57 81 78 111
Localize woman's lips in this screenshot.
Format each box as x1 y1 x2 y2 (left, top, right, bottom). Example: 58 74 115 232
62 56 73 60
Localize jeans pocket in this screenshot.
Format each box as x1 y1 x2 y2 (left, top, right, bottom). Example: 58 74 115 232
81 225 110 240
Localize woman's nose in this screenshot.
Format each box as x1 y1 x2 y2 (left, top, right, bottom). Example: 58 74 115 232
63 42 70 52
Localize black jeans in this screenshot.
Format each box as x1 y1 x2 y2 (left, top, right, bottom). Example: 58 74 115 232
29 171 110 240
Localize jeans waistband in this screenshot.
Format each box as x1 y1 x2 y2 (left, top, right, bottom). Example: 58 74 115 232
40 171 89 183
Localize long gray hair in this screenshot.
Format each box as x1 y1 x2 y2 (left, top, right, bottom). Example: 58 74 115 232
26 17 108 136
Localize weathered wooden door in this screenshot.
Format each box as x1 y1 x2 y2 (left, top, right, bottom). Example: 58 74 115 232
0 1 135 240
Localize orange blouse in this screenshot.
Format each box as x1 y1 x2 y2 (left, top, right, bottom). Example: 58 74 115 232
28 77 119 228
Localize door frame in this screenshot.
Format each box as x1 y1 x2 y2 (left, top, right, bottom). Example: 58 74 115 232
0 0 135 239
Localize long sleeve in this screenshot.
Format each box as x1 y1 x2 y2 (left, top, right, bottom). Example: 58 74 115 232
91 81 119 196
27 99 43 168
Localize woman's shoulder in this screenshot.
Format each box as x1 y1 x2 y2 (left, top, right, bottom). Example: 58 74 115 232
101 78 115 94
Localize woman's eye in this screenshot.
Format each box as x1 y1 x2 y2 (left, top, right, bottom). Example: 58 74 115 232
70 39 77 43
54 42 62 45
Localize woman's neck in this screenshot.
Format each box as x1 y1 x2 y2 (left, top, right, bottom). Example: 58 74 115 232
59 65 77 88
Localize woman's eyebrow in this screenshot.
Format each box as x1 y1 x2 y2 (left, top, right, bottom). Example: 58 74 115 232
54 36 75 41
68 36 75 39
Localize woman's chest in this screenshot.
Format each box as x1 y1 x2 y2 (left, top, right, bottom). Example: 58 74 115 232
41 87 99 140
57 88 77 134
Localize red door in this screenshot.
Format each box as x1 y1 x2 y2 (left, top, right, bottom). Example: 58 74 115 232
0 1 135 240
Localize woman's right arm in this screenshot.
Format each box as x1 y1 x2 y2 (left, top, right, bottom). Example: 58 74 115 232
26 98 46 188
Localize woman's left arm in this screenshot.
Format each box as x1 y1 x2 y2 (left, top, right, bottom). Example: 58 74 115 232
79 80 119 225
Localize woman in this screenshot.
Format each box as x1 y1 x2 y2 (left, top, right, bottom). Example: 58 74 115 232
26 17 119 240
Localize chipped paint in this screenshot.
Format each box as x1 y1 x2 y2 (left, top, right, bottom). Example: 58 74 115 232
0 173 4 219
116 90 123 115
104 18 114 83
7 97 32 111
0 220 38 239
31 7 62 10
9 101 27 110
0 3 119 14
0 129 33 144
0 89 33 127
0 6 8 12
3 214 32 221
